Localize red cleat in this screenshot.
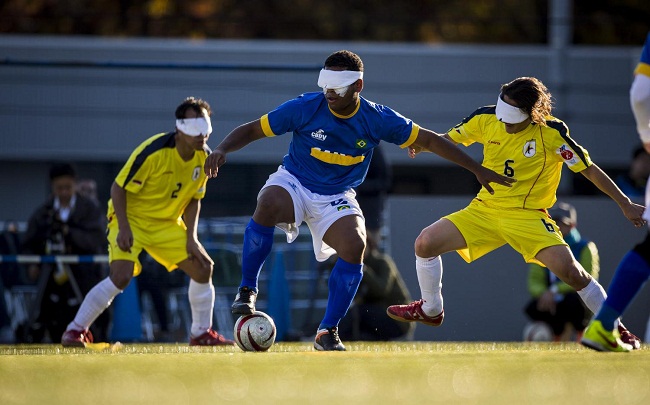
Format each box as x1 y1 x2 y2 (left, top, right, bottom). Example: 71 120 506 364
61 329 94 347
190 329 235 346
618 323 641 350
386 299 444 327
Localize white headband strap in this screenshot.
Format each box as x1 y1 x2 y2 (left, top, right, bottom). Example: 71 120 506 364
176 116 212 136
495 94 529 124
317 69 363 89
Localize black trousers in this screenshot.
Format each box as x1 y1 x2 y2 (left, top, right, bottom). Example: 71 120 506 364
524 292 589 336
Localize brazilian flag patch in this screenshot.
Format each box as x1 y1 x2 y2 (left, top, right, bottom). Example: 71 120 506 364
337 205 351 211
355 139 368 148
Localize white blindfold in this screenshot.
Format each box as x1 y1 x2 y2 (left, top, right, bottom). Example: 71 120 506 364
317 69 363 97
176 116 212 136
495 94 529 124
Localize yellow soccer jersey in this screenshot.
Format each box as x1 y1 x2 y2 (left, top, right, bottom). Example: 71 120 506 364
448 106 592 209
108 132 209 221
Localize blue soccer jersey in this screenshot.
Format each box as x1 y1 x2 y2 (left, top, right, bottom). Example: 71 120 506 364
260 92 419 195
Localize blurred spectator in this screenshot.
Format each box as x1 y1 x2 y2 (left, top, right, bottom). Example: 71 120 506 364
77 178 108 236
19 163 109 342
77 178 100 206
615 145 650 202
337 235 415 341
524 202 599 342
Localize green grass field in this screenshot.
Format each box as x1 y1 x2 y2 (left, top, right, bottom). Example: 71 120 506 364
1 342 649 405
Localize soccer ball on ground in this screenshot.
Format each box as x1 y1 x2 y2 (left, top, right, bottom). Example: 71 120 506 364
523 321 554 342
234 311 277 352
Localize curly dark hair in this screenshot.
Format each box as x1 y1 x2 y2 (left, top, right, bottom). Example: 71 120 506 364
500 77 553 126
175 96 211 119
323 50 364 72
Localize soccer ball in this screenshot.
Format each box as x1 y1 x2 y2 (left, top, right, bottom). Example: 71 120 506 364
233 311 277 352
523 321 554 342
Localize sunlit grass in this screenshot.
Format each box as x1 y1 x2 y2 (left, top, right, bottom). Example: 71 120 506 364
1 342 649 405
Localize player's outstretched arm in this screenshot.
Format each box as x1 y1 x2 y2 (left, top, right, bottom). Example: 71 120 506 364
411 128 515 194
580 163 647 227
204 120 267 178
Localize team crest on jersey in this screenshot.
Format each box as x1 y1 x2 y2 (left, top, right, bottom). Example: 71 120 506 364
522 140 536 158
192 166 201 181
311 129 327 141
355 139 368 148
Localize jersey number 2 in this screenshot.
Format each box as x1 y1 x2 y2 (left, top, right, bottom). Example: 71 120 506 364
171 183 182 199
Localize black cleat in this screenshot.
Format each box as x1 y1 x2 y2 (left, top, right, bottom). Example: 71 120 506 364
314 327 346 351
231 286 257 315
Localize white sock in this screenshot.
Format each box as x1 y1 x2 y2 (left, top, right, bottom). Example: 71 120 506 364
577 278 607 314
189 279 215 337
67 277 122 331
416 255 443 316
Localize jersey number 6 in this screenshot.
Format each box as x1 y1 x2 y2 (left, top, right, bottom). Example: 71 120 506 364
504 160 515 177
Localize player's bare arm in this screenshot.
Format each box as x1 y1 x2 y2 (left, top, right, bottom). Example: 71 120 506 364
183 198 214 267
110 181 133 252
580 164 646 227
204 120 267 178
410 129 516 194
407 132 459 157
407 133 455 157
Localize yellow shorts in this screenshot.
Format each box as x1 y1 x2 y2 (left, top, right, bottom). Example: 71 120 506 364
444 199 567 266
107 214 189 276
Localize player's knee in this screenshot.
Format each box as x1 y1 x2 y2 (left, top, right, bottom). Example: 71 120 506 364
255 192 290 223
109 267 133 290
256 196 282 214
414 231 437 257
351 236 366 257
337 236 366 263
193 262 213 284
